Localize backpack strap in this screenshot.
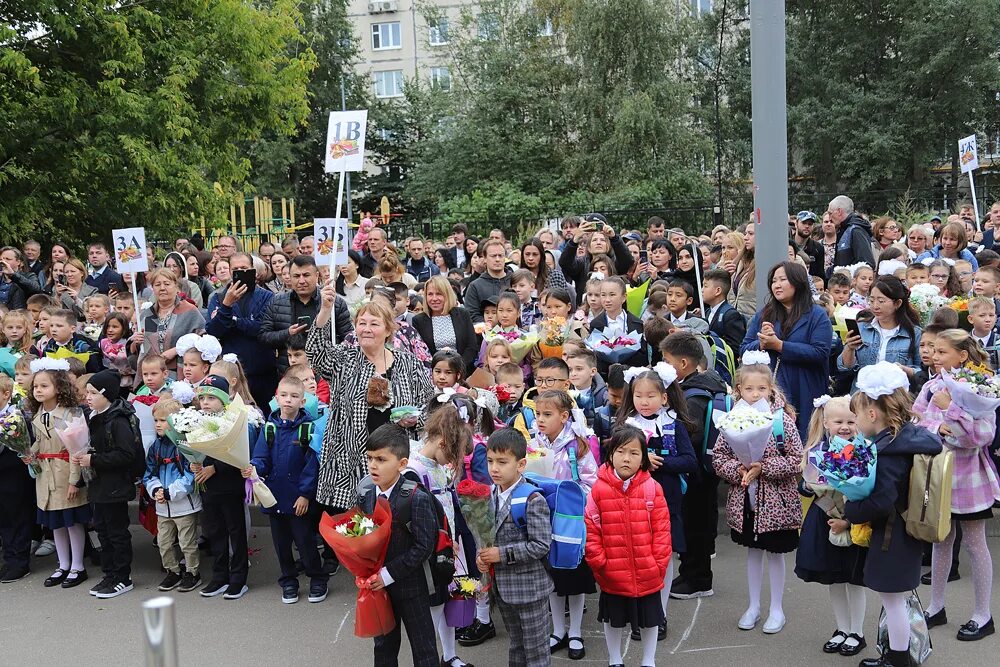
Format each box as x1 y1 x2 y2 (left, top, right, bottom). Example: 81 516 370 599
568 443 580 482
264 423 276 447
772 411 786 456
295 422 313 448
509 479 538 529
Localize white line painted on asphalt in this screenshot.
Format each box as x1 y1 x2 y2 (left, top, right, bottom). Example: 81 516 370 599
681 644 755 653
333 607 350 643
669 597 702 654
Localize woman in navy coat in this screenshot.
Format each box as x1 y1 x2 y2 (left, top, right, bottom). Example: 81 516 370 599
741 262 832 437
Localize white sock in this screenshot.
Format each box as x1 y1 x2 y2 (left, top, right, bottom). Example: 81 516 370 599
746 548 764 615
475 595 491 624
430 605 462 664
640 626 658 665
882 592 910 651
603 623 624 664
52 527 70 571
68 524 87 572
661 557 675 616
767 552 786 620
568 594 585 649
963 519 994 626
550 593 566 645
829 583 850 635
847 584 867 638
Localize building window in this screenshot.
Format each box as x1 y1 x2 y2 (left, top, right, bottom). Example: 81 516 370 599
690 0 713 17
477 13 499 40
430 66 451 92
374 70 404 98
371 22 401 50
429 18 449 46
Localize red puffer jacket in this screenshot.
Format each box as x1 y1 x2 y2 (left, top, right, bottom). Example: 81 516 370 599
585 465 671 598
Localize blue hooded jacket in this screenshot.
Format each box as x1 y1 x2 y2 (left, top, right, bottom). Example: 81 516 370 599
250 408 319 515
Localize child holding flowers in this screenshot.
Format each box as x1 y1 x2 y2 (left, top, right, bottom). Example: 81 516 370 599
913 329 1000 640
585 425 671 667
795 395 869 656
713 352 803 635
0 373 35 582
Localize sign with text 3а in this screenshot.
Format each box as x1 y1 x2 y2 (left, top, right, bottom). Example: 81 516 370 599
313 218 349 266
960 134 979 174
112 227 148 273
324 110 368 173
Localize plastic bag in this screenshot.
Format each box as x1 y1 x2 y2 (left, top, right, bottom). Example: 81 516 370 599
828 528 852 548
850 522 872 547
877 590 932 665
354 581 397 637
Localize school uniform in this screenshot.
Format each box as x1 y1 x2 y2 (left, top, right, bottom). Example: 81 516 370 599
587 310 647 376
794 482 866 586
359 476 439 667
0 410 35 576
491 477 554 667
201 451 249 589
43 334 102 374
705 300 747 354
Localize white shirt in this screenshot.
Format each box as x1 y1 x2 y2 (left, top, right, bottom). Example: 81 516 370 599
90 264 108 277
494 476 522 515
669 311 689 324
605 310 627 336
342 275 368 307
456 247 467 268
872 323 899 362
706 301 724 325
976 332 992 349
377 477 401 586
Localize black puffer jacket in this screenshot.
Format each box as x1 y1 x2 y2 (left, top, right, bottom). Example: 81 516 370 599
831 213 875 274
258 288 353 372
87 400 138 504
0 271 42 310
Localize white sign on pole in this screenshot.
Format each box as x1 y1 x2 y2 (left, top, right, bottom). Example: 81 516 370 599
960 134 979 174
111 227 149 274
324 110 368 173
313 218 349 266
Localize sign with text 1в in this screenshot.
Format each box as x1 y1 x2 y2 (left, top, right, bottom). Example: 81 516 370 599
324 110 368 173
313 218 349 266
960 134 979 174
112 227 149 273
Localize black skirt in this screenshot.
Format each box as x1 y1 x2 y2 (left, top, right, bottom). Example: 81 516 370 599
551 560 597 596
598 591 664 629
37 505 93 530
794 502 866 586
952 507 994 521
730 494 799 554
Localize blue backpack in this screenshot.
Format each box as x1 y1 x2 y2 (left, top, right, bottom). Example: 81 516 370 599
511 446 587 570
705 331 736 387
683 387 733 475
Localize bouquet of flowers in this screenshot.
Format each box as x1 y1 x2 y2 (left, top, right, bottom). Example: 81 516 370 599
483 326 538 363
538 317 569 358
56 412 95 482
909 283 949 326
81 321 103 342
948 296 971 331
456 479 495 590
525 439 554 477
716 407 774 510
486 384 512 404
0 411 39 475
445 576 483 627
805 435 878 502
584 327 641 364
130 395 159 453
940 365 1000 418
319 498 396 637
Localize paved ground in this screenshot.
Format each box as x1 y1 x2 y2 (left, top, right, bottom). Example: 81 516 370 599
2 518 1000 666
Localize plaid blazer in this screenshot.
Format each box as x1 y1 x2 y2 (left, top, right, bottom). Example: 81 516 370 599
491 478 554 605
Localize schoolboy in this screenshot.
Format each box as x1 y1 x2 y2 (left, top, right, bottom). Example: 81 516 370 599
481 296 499 332
665 279 700 324
905 263 930 288
113 292 136 326
594 364 625 459
973 265 1000 299
659 331 727 600
701 269 747 353
192 375 250 600
136 354 173 397
43 309 101 373
565 349 606 428
247 375 328 604
25 293 54 327
83 294 111 328
955 259 974 295
495 362 527 426
143 398 202 593
478 428 553 667
31 304 60 356
827 272 852 307
908 323 945 395
510 269 541 327
969 297 1000 368
359 423 440 667
75 369 137 598
513 358 571 442
12 355 35 405
0 374 34 582
287 334 330 403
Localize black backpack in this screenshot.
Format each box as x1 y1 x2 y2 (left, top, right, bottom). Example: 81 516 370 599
102 401 146 481
263 422 314 449
682 386 732 476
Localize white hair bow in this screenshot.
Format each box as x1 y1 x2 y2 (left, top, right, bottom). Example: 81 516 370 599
856 362 909 399
175 334 223 363
171 380 195 405
878 259 907 276
741 350 771 367
813 394 832 409
436 387 458 403
570 408 595 439
652 362 677 387
29 358 70 373
589 271 606 281
222 353 238 364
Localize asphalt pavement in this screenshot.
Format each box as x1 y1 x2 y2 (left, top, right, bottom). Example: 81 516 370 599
2 519 1000 666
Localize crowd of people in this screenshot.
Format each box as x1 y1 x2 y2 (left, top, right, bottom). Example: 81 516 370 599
1 195 1000 667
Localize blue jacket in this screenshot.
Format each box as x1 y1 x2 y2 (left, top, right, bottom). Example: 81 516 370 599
206 285 275 377
741 304 833 437
574 374 608 429
405 257 440 282
250 409 319 515
837 320 921 383
143 436 201 518
915 245 979 271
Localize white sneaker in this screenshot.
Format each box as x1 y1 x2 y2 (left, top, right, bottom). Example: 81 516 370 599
738 608 761 631
34 539 56 557
762 613 786 634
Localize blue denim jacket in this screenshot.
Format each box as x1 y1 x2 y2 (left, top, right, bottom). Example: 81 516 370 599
837 321 922 380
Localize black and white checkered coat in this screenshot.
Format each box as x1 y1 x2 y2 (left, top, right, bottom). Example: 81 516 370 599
306 320 435 509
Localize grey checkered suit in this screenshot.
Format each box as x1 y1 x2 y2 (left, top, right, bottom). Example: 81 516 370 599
492 479 554 667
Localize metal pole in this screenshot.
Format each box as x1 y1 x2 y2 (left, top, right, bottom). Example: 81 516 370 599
750 0 790 308
340 77 354 225
141 596 178 667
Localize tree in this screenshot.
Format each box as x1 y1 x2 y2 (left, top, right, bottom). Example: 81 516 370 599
0 0 315 245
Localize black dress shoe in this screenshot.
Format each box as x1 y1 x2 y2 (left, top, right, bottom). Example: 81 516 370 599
839 634 866 656
456 620 495 647
567 637 585 660
957 617 995 641
549 634 568 654
44 569 68 587
823 630 848 653
630 627 641 641
61 569 88 589
859 649 911 667
657 622 666 641
924 608 947 628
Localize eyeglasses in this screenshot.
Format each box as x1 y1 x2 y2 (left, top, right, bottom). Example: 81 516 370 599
930 273 949 280
536 377 568 387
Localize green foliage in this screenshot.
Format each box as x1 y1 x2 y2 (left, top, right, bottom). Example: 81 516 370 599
0 0 315 244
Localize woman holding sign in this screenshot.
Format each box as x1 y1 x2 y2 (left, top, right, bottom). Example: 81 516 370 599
132 268 205 380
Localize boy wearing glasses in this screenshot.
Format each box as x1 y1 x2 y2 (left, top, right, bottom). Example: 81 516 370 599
512 357 576 442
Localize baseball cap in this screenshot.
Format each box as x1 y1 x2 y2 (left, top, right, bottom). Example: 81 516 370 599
796 211 818 223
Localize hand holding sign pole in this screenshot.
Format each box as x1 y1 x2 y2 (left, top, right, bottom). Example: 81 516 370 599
959 134 981 229
112 227 149 327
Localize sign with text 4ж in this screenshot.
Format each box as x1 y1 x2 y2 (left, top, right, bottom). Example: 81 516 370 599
960 134 979 174
112 227 149 273
324 110 368 173
313 218 349 266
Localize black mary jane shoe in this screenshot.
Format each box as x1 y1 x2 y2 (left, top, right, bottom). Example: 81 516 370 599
61 569 88 589
567 637 585 660
44 569 68 588
549 634 569 654
924 608 947 629
957 618 995 642
839 634 867 657
823 630 848 653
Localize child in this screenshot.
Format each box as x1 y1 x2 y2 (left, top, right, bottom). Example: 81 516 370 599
177 333 222 386
513 357 572 442
905 263 930 288
98 312 133 387
527 287 586 371
701 269 747 353
360 423 440 666
483 338 513 376
973 265 1000 300
191 375 251 600
847 265 875 309
969 297 1000 367
566 348 606 428
31 304 60 357
25 294 54 328
75 369 138 598
494 362 526 426
27 359 92 589
510 269 541 328
481 297 499 331
143 398 202 593
795 396 868 656
594 364 626 456
828 272 852 307
643 291 669 321
288 334 330 403
955 259 975 295
247 375 328 605
13 354 35 409
928 259 963 297
431 349 471 392
83 293 111 330
478 428 553 667
43 309 101 373
713 355 803 634
113 292 137 327
531 390 598 659
905 323 944 395
136 354 172 397
665 280 701 325
843 362 943 665
617 363 698 635
1 310 34 360
589 276 646 374
586 425 671 667
576 275 605 324
0 374 35 583
210 357 256 407
914 330 1000 640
